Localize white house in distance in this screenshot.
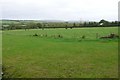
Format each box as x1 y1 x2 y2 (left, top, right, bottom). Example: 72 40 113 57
99 23 103 26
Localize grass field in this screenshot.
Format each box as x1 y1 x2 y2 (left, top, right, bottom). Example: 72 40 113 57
0 31 2 79
2 27 118 78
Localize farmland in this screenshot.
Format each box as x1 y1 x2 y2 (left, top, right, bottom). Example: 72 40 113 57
0 30 2 79
2 27 118 78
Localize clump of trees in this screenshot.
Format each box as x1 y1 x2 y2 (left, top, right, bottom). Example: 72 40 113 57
100 33 119 39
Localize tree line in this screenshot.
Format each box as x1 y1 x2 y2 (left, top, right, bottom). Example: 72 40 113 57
1 19 120 30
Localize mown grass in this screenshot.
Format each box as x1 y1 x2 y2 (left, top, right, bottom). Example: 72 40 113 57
2 27 118 78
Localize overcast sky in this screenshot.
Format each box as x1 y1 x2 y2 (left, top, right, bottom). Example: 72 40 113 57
0 0 119 21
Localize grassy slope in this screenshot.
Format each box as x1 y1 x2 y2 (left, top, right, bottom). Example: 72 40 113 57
2 27 118 78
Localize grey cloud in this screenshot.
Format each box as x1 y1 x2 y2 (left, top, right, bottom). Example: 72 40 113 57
1 0 119 21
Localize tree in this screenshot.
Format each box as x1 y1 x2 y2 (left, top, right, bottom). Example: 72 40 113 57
83 22 87 27
36 23 42 29
73 23 76 27
99 19 109 27
9 23 16 30
65 22 68 29
27 22 37 29
42 23 46 30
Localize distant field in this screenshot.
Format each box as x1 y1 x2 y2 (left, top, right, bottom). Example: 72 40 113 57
2 27 118 78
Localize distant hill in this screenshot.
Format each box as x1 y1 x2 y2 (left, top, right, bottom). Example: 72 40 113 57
1 19 85 23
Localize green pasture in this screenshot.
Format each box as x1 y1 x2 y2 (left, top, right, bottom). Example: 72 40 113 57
2 27 118 78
